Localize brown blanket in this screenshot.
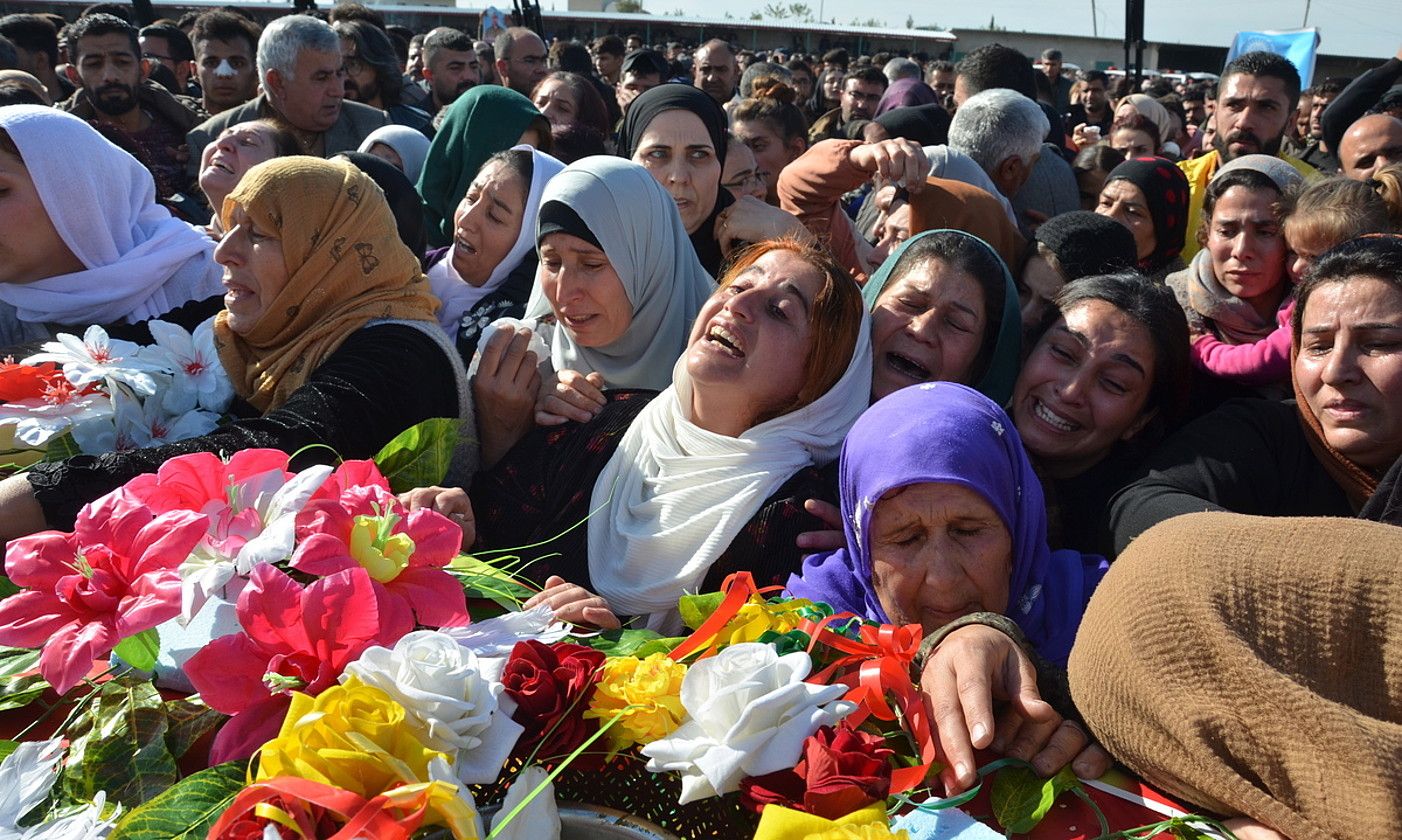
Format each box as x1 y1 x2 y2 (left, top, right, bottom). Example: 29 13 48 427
1068 512 1402 839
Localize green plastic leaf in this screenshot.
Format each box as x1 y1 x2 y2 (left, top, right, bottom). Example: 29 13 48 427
0 672 48 712
112 629 160 672
678 592 726 631
61 677 178 809
581 629 685 658
0 646 40 678
989 764 1079 834
41 431 80 463
0 575 19 600
0 739 16 762
163 697 226 759
449 554 536 610
373 417 460 494
109 761 246 840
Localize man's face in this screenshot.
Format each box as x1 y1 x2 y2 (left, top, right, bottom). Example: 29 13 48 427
1043 58 1062 79
1082 79 1108 111
693 44 736 104
267 48 345 133
1339 115 1402 181
841 78 882 121
929 69 955 102
1309 90 1336 140
196 36 257 112
1212 72 1292 161
1184 96 1206 125
72 33 145 118
791 68 814 102
626 35 642 51
474 44 497 83
406 41 423 80
498 32 546 96
340 37 379 104
1294 94 1313 138
425 47 479 107
617 69 660 112
140 33 191 88
594 49 622 80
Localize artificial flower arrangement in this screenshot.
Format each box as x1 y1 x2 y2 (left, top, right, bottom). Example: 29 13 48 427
0 440 1236 840
0 320 232 469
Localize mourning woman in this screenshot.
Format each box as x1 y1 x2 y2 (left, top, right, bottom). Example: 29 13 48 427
1095 156 1190 281
0 106 225 347
0 157 471 540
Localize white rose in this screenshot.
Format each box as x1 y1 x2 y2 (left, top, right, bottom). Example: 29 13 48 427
641 642 855 804
343 630 524 783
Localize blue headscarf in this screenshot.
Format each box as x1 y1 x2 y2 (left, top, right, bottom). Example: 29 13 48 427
787 382 1107 667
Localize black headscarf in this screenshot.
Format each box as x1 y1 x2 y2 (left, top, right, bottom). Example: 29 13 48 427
336 152 427 263
874 104 951 147
1103 156 1190 275
616 83 734 276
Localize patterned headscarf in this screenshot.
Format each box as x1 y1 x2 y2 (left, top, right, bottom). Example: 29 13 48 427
214 157 441 411
1104 156 1190 275
788 382 1108 666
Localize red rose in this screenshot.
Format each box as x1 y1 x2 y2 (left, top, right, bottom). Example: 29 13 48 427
501 639 607 762
739 724 894 820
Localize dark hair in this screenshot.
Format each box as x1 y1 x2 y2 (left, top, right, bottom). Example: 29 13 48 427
928 59 955 75
846 65 887 91
1314 75 1350 98
79 3 132 22
0 14 59 67
1221 50 1302 105
1074 143 1124 175
478 145 535 186
821 47 849 68
784 57 813 78
533 71 611 137
424 27 474 66
594 34 624 58
1079 68 1107 85
0 34 15 70
1057 272 1191 430
1182 83 1208 105
550 40 592 74
0 80 47 105
1042 48 1063 61
1198 167 1282 247
733 84 807 144
1293 235 1402 343
955 43 1035 99
326 2 385 29
66 13 138 61
334 20 403 106
139 22 193 62
889 231 1009 382
190 10 259 56
244 117 302 158
548 122 607 163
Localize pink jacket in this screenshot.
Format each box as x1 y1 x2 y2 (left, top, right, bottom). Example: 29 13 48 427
1190 299 1295 387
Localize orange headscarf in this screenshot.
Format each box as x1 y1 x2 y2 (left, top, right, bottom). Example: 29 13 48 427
214 157 441 411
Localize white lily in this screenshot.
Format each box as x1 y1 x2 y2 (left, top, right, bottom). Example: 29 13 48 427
0 739 117 839
25 325 166 396
142 318 234 415
443 605 571 657
71 386 219 455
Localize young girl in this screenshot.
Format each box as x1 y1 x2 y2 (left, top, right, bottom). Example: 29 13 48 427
1189 167 1402 386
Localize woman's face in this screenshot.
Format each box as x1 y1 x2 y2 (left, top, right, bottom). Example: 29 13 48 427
199 123 283 210
869 481 1013 635
1074 164 1109 211
1110 126 1156 158
870 257 987 401
1206 185 1287 309
214 202 290 335
822 70 844 103
532 78 580 129
450 159 528 286
1096 179 1156 262
1010 299 1157 477
539 231 631 347
633 109 720 235
732 118 793 203
686 248 821 431
0 146 82 284
1017 251 1066 340
365 141 405 172
721 139 767 202
1295 277 1402 471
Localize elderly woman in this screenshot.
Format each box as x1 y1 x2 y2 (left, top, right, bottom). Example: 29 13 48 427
789 383 1111 795
421 145 565 344
413 237 871 632
199 120 300 238
1095 156 1190 280
1111 234 1402 552
417 86 552 247
0 106 225 347
471 156 715 467
0 157 471 540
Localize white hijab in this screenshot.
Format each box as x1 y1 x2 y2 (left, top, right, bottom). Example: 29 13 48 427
428 145 565 332
357 124 432 183
0 106 223 327
524 156 715 390
587 308 874 630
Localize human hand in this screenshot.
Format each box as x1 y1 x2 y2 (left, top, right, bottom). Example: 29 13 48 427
796 498 845 552
849 139 929 193
536 369 606 426
1222 819 1288 840
1071 123 1102 150
523 575 621 628
473 324 541 465
398 485 476 549
716 196 808 256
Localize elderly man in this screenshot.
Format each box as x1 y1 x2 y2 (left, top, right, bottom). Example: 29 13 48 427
189 11 259 115
693 38 738 105
421 27 478 116
947 88 1048 203
1338 114 1402 181
186 15 386 178
1178 51 1316 259
493 26 546 96
59 14 201 200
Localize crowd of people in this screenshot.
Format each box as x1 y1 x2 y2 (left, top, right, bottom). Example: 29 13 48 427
2 4 1402 836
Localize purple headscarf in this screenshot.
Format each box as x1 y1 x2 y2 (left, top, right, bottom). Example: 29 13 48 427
875 78 939 116
787 382 1108 667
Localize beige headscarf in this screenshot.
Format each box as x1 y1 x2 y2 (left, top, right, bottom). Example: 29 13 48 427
214 157 441 411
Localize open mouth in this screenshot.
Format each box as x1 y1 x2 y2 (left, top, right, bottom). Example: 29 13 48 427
884 351 930 381
454 236 478 256
705 324 745 358
561 312 599 329
1033 399 1079 432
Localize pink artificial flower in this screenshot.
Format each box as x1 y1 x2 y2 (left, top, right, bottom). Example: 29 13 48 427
119 449 292 515
0 492 207 694
185 563 413 763
291 481 469 629
308 459 391 503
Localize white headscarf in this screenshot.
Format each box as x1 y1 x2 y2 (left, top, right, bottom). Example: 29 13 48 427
525 156 716 390
357 125 432 183
0 106 223 327
427 145 565 332
587 307 874 631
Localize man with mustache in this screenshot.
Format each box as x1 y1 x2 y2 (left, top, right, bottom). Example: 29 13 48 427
57 13 201 201
1178 51 1317 260
422 28 479 118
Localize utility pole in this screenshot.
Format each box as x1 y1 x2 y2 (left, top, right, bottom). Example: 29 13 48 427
1091 0 1098 37
1302 0 1312 26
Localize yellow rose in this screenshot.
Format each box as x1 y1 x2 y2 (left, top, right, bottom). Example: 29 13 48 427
718 596 815 646
583 653 687 753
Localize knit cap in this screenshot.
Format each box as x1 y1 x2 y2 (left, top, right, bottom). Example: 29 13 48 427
1034 210 1140 280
